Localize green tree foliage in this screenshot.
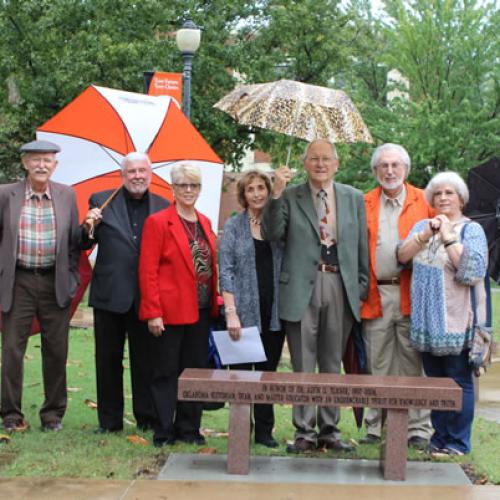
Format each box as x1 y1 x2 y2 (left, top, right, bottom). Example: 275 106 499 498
0 0 498 190
238 0 370 173
342 0 499 188
0 0 256 181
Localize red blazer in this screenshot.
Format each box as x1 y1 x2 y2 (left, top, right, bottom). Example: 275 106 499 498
139 205 219 325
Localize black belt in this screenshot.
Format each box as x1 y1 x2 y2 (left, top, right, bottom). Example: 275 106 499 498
377 277 400 285
16 265 55 275
318 264 339 273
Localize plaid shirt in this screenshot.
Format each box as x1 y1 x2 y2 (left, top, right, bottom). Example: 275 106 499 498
16 183 57 268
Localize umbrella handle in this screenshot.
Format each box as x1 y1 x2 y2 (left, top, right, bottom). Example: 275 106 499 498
285 144 292 167
86 187 121 240
88 220 95 240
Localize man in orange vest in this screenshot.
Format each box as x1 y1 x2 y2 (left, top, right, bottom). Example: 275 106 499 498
360 143 433 449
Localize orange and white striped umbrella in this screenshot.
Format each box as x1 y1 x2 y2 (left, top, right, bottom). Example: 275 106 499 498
37 85 224 228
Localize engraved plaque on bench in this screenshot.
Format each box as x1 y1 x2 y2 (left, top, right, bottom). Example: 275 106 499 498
179 369 462 412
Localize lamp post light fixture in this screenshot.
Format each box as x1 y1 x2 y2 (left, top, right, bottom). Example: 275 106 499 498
176 19 201 120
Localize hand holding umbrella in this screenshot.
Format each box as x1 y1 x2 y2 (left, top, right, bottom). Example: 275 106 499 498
272 165 294 198
83 187 121 239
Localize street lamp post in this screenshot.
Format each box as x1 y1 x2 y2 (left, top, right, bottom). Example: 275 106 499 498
176 19 201 120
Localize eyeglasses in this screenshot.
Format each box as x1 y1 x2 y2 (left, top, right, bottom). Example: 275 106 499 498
376 162 405 170
173 183 201 191
307 156 335 163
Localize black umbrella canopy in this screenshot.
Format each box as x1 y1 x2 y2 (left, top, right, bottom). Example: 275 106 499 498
465 156 500 281
466 156 500 216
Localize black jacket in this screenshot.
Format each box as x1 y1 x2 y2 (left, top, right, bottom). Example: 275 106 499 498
78 188 169 313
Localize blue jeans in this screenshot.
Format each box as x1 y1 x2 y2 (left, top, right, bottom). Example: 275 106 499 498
422 350 474 453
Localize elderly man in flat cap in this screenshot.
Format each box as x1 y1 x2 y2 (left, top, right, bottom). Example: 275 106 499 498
0 140 80 433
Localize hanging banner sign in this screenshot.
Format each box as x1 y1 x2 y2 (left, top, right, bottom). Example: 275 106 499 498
147 72 182 105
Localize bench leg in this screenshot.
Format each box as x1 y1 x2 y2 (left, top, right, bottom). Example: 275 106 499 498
380 409 408 481
227 403 251 475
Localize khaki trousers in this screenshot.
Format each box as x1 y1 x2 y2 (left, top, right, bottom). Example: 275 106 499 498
285 271 353 443
362 284 432 439
1 269 70 424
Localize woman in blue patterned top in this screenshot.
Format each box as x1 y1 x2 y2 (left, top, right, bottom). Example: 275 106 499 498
398 171 487 455
219 170 284 448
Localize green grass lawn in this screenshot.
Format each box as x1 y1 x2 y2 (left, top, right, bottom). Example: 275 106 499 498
1 323 500 483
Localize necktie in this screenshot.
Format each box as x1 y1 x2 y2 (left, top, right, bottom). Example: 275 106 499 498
318 189 335 247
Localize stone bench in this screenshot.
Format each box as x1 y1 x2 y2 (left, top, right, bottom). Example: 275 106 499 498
178 369 462 481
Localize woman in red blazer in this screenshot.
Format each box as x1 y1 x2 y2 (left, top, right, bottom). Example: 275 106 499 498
139 163 218 448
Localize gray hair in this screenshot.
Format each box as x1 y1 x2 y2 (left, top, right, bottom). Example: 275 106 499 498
370 143 411 175
170 163 202 184
121 151 151 170
424 171 469 207
302 139 338 161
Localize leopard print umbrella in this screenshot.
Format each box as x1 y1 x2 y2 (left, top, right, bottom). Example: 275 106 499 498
214 79 373 144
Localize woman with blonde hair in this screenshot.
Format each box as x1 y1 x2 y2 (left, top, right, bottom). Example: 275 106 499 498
139 163 219 447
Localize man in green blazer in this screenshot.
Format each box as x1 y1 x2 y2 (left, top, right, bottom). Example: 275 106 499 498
262 139 368 453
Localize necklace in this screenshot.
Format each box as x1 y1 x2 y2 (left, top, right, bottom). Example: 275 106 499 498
180 216 198 241
248 211 261 225
176 207 197 222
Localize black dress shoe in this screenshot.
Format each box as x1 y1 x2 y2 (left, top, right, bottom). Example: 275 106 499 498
41 421 63 432
177 434 207 446
95 427 122 434
359 433 381 445
317 438 355 452
286 438 316 453
153 436 176 447
255 436 279 448
408 436 429 450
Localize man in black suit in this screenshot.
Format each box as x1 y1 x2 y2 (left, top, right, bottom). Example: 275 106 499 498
79 152 169 432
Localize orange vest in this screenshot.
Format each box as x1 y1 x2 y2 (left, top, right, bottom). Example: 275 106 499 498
361 183 435 320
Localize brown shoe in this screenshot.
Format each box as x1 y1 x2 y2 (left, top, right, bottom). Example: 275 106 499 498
3 418 29 433
286 438 316 453
317 438 355 452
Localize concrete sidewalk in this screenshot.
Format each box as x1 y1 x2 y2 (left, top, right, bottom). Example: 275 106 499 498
0 478 499 500
158 454 470 485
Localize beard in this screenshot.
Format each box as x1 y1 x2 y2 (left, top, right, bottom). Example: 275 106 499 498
125 181 148 195
380 179 404 192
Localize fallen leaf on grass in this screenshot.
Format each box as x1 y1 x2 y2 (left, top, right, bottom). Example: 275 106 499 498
127 435 149 446
197 447 217 454
24 354 34 361
66 360 83 367
213 432 229 438
84 399 98 409
200 428 229 438
67 387 81 392
0 434 11 444
124 418 135 426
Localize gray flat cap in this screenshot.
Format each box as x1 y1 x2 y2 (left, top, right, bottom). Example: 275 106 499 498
20 140 61 154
